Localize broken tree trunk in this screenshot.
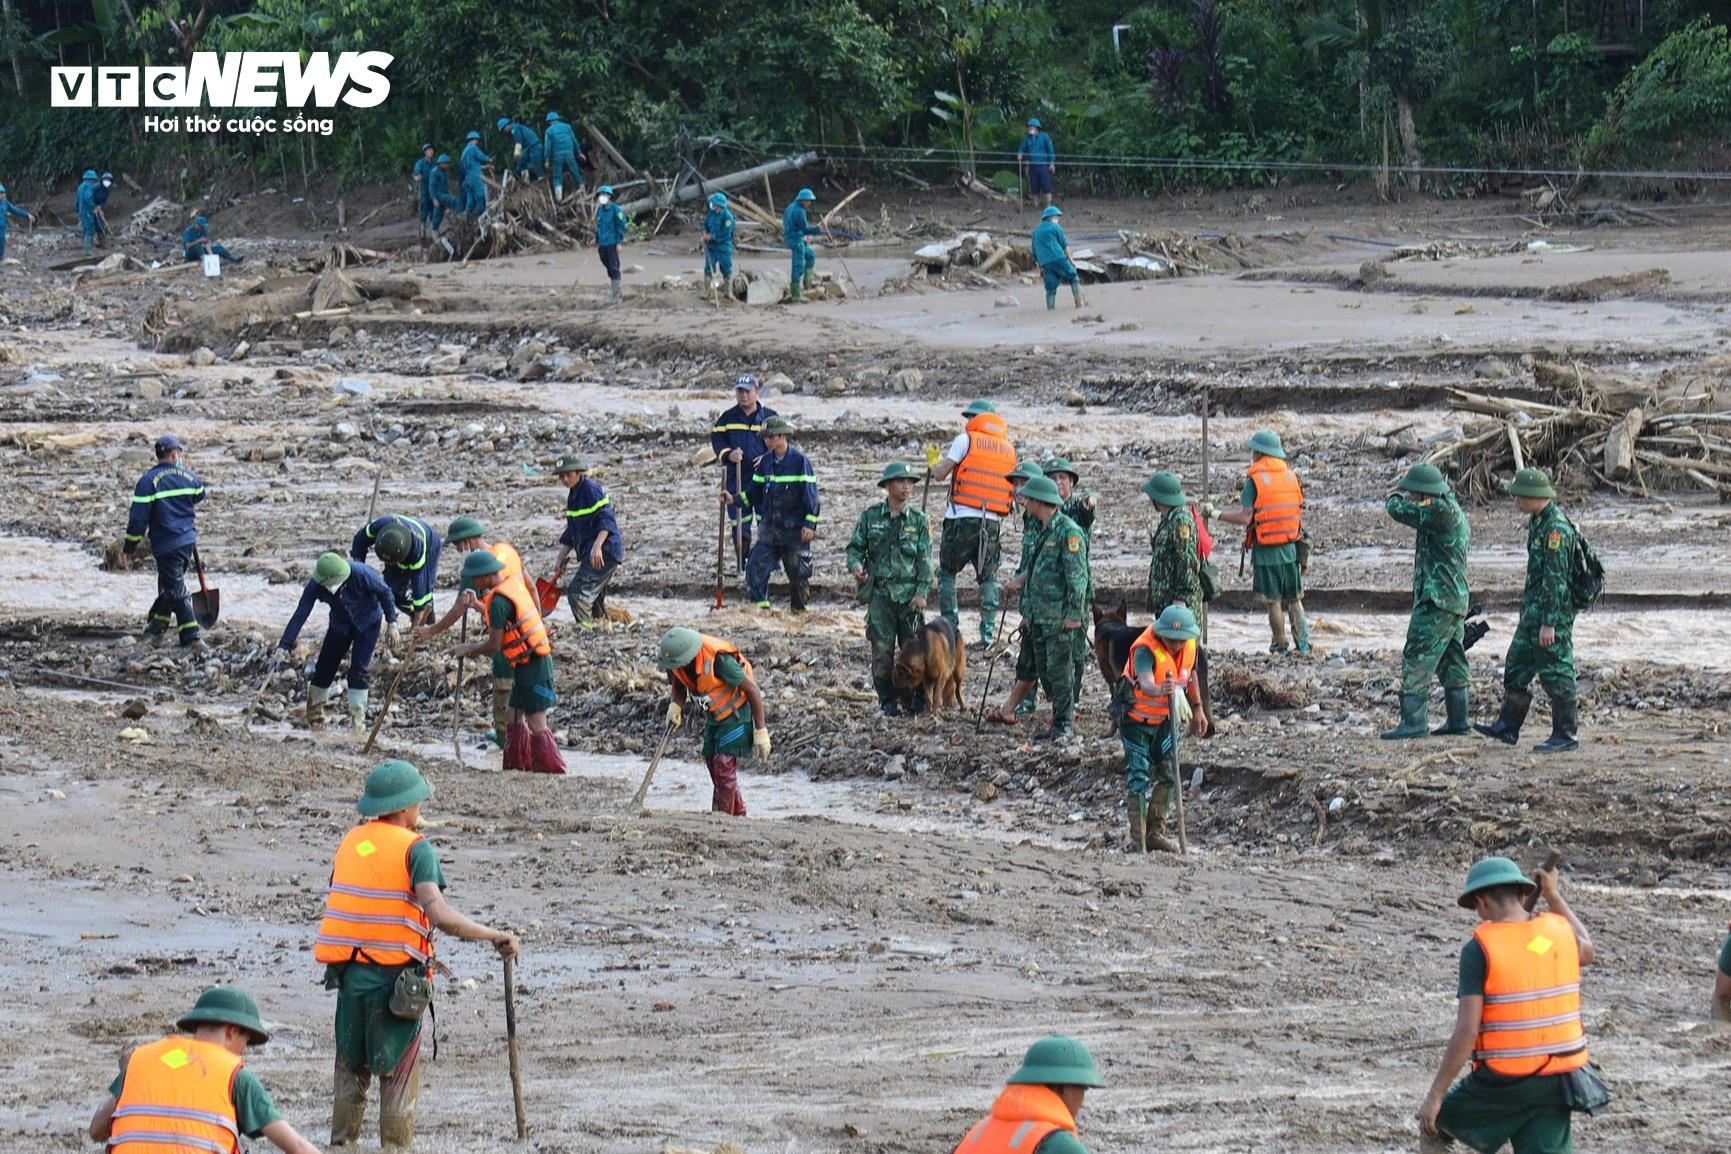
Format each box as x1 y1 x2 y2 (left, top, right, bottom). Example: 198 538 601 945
584 122 639 180
617 152 817 216
1604 406 1644 481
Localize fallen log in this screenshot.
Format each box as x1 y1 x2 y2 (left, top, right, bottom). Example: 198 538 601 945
617 152 817 216
1604 406 1643 481
584 122 639 180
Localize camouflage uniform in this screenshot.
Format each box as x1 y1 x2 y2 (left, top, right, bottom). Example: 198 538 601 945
1505 503 1577 698
1387 490 1471 695
938 518 1001 635
1146 505 1203 619
1020 510 1090 731
1063 491 1096 693
847 499 934 711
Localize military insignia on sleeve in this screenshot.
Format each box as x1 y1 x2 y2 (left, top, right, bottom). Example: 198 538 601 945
1178 523 1191 538
1546 530 1561 550
1067 536 1080 553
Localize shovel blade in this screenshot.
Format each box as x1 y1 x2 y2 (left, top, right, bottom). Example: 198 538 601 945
192 588 220 628
534 577 562 615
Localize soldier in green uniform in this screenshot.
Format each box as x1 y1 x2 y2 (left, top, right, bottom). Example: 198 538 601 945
1044 456 1096 697
1382 463 1473 739
1475 468 1581 753
847 461 935 715
986 460 1047 725
1120 605 1208 852
1141 470 1213 732
1004 475 1089 741
1220 430 1310 653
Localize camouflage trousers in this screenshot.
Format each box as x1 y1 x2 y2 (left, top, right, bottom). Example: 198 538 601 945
937 516 1001 640
1402 601 1470 695
1028 622 1084 726
1503 614 1576 698
866 593 922 685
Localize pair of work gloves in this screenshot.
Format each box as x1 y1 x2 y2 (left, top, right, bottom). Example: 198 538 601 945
665 701 771 757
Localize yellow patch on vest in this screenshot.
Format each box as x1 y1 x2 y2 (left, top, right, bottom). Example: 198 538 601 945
1066 536 1080 553
1527 934 1554 955
1177 523 1191 538
355 839 377 858
160 1048 191 1070
1546 530 1562 551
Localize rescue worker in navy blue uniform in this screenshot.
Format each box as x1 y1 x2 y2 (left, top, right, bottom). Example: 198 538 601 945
710 372 778 575
122 433 208 653
740 416 821 611
278 552 397 734
349 514 442 621
551 456 624 626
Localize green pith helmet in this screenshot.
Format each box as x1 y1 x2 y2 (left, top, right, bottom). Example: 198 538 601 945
1457 856 1537 908
1018 475 1062 506
177 986 270 1046
375 523 414 564
761 415 794 436
1042 457 1079 483
877 461 918 486
962 399 997 418
1506 467 1556 499
1007 460 1045 483
1399 464 1449 495
1153 604 1201 640
460 549 504 583
1140 471 1187 506
313 552 351 591
656 627 703 670
447 515 487 543
357 760 433 817
1007 1036 1105 1089
1247 430 1286 459
552 455 587 476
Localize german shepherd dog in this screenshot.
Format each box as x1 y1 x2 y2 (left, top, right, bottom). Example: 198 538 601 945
1092 600 1213 736
892 616 967 715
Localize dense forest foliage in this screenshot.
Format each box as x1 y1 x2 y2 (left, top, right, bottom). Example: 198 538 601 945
1 0 1728 191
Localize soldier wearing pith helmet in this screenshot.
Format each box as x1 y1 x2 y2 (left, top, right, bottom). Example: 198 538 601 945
1219 429 1309 653
1382 463 1472 740
846 461 935 715
952 1035 1106 1154
657 626 770 816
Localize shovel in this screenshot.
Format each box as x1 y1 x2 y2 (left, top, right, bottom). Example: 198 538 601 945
533 576 563 616
190 546 220 627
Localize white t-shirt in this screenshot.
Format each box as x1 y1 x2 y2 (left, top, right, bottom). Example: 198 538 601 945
944 432 1000 522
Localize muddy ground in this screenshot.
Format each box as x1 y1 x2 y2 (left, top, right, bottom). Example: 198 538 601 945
2 181 1729 1152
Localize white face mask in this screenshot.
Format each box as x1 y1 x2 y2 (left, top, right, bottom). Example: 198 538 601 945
598 195 611 205
1028 127 1038 135
103 179 113 187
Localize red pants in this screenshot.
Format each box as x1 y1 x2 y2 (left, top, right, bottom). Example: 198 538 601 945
706 754 747 816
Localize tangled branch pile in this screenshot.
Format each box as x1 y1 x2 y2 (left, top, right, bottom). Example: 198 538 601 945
1423 360 1731 500
441 176 596 262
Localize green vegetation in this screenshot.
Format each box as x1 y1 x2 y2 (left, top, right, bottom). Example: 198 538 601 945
1 0 1727 190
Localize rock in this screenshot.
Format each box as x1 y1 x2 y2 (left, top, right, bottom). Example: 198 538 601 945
883 755 905 781
973 781 998 802
188 347 216 367
508 340 548 370
517 360 550 382
761 371 794 395
1358 261 1389 283
889 368 923 393
334 377 372 397
857 367 887 384
332 422 359 441
821 376 849 396
1637 868 1659 888
827 353 841 367
1063 389 1086 408
994 295 1019 308
230 340 250 361
1473 356 1513 380
745 269 791 306
135 379 164 400
329 325 353 345
991 769 1011 787
118 726 150 743
121 699 150 720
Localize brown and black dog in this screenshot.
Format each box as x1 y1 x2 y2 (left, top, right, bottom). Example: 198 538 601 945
1092 600 1214 735
892 616 967 715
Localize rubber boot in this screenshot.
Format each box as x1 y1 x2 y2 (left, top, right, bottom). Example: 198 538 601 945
707 754 746 816
1433 686 1470 735
1071 283 1086 308
873 676 902 716
1126 792 1147 854
609 278 622 302
1287 599 1312 654
1266 601 1289 653
329 1063 369 1146
1034 718 1072 742
504 721 532 771
1533 696 1579 753
377 1033 421 1153
346 688 368 734
802 270 816 292
1146 784 1178 853
902 687 927 716
305 685 328 732
529 728 568 774
1045 289 1057 310
1474 689 1532 746
1380 693 1431 740
490 679 511 746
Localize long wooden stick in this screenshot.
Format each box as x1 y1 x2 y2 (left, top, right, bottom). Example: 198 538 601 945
1169 682 1188 855
821 188 863 228
362 629 418 754
503 956 528 1140
241 654 282 733
631 722 676 811
731 458 744 574
451 616 467 766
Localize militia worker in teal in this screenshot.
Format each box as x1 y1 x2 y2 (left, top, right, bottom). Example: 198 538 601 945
458 130 491 218
847 461 935 715
1382 463 1473 739
985 460 1047 725
703 191 736 293
89 986 323 1154
1031 205 1084 311
0 182 34 263
542 111 584 201
783 187 822 302
1417 857 1605 1154
75 168 100 254
411 142 436 238
1475 468 1583 753
951 1035 1105 1154
1220 430 1310 654
315 761 520 1150
595 184 629 303
426 155 459 230
1003 475 1089 741
1044 456 1095 694
496 116 543 181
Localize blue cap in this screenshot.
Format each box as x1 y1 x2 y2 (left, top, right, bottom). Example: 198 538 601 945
598 185 614 196
465 130 481 141
421 141 434 152
796 188 815 202
153 434 184 455
735 373 760 392
1027 118 1042 128
546 111 562 122
495 117 511 131
0 184 7 195
101 171 113 180
708 192 727 207
1041 205 1062 218
436 153 452 164
83 169 98 180
194 214 208 226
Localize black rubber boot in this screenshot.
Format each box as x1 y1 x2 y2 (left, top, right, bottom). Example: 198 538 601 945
1534 696 1579 753
1432 686 1470 735
873 676 901 716
1380 693 1430 740
1473 689 1531 746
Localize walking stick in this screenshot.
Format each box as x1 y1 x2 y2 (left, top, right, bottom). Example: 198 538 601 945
921 445 940 517
1199 385 1211 645
712 492 727 612
241 653 283 733
503 956 528 1140
1169 682 1188 855
363 628 419 754
971 602 1015 733
631 721 676 811
365 465 383 523
731 457 745 575
451 616 467 766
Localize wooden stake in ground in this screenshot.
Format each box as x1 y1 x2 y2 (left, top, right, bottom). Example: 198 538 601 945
503 956 528 1140
631 722 676 811
363 629 419 754
241 654 283 733
1200 385 1211 646
1169 682 1188 854
451 616 467 767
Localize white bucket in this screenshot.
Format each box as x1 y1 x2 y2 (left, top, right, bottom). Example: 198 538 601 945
202 253 221 278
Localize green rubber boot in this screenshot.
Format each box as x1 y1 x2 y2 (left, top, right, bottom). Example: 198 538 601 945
1432 686 1471 735
1380 693 1430 740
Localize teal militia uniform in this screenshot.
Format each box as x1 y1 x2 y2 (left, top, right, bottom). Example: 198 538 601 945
846 499 934 712
1388 489 1471 695
704 204 736 280
1031 216 1078 307
783 200 819 289
1506 504 1577 698
1021 511 1090 730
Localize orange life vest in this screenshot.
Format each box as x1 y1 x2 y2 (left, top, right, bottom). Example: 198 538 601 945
481 572 551 667
952 1084 1078 1154
109 1036 243 1154
489 540 523 585
950 414 1016 517
672 635 755 721
1472 912 1590 1077
314 820 434 967
1121 629 1198 726
1247 457 1304 546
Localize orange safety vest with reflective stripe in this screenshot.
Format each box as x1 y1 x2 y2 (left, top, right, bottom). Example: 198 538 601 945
108 1036 242 1154
488 540 523 585
953 1084 1077 1154
1472 912 1590 1077
951 414 1016 517
480 572 551 667
1122 630 1197 726
671 635 755 721
313 820 433 967
1246 457 1304 546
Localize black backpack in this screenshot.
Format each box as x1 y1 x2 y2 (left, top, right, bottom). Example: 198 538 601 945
1566 517 1605 610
